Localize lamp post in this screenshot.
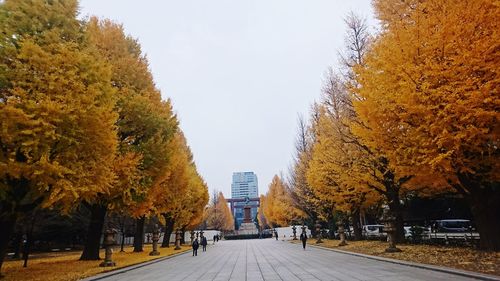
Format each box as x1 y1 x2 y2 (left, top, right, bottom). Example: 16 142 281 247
149 224 160 256
315 220 323 244
174 230 182 250
337 220 347 246
100 229 117 267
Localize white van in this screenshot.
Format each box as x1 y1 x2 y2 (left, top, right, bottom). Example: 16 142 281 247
362 224 386 239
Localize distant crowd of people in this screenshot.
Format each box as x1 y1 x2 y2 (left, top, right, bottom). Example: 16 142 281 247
192 234 221 256
273 229 308 250
192 230 309 257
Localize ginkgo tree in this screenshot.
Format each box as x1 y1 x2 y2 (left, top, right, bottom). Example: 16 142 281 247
353 0 500 250
261 175 303 227
305 13 412 242
155 132 192 247
307 105 381 240
171 165 209 242
205 191 234 232
257 195 270 230
80 18 178 258
0 0 210 273
288 115 322 233
0 0 118 272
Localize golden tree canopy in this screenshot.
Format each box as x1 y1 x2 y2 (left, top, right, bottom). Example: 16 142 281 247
262 175 303 227
0 0 117 211
353 0 500 249
354 0 499 192
85 18 179 216
205 192 234 231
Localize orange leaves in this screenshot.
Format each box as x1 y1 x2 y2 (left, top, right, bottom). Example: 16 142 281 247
205 192 234 231
356 0 500 191
151 133 190 214
308 240 500 275
0 1 117 212
106 152 142 211
2 245 190 281
85 17 191 221
261 175 303 227
0 0 206 223
306 105 381 215
350 0 500 249
149 132 209 230
0 2 212 275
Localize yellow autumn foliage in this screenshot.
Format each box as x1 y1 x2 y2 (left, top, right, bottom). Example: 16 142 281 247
261 175 304 227
353 0 500 250
0 0 209 272
0 0 117 213
2 245 189 281
205 192 234 231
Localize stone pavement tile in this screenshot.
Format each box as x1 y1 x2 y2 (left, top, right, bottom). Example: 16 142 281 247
229 276 246 281
213 251 238 280
297 274 319 279
247 272 265 281
276 267 304 280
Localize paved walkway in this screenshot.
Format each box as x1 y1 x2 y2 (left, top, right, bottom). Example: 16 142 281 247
89 239 481 281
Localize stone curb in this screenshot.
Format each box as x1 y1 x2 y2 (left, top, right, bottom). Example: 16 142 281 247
81 248 191 281
303 243 500 281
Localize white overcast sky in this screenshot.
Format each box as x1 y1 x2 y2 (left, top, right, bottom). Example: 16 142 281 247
79 0 376 198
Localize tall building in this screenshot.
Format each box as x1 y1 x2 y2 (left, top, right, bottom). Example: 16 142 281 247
231 172 258 198
231 172 258 229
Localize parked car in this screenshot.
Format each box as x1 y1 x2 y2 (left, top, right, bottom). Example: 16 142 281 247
404 226 430 240
362 224 386 239
434 219 472 233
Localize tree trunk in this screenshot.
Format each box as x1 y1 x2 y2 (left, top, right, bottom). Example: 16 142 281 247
180 228 186 245
161 218 174 248
304 214 316 238
11 233 22 259
386 189 405 243
22 211 37 268
80 204 107 260
351 208 362 241
133 216 145 252
22 229 32 268
120 231 125 252
0 213 17 277
327 216 336 239
467 187 500 251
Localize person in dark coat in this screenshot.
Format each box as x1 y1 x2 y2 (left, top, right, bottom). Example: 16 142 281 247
201 236 208 252
300 232 307 250
192 238 199 256
275 230 278 240
213 235 216 244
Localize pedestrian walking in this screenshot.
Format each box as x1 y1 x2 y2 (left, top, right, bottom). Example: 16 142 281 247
201 236 207 252
275 230 278 240
192 238 199 256
213 235 216 244
300 232 307 250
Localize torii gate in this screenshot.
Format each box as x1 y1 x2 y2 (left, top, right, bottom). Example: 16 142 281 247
226 197 260 215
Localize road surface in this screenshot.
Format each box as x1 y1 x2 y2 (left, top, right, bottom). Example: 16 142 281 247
86 239 481 281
